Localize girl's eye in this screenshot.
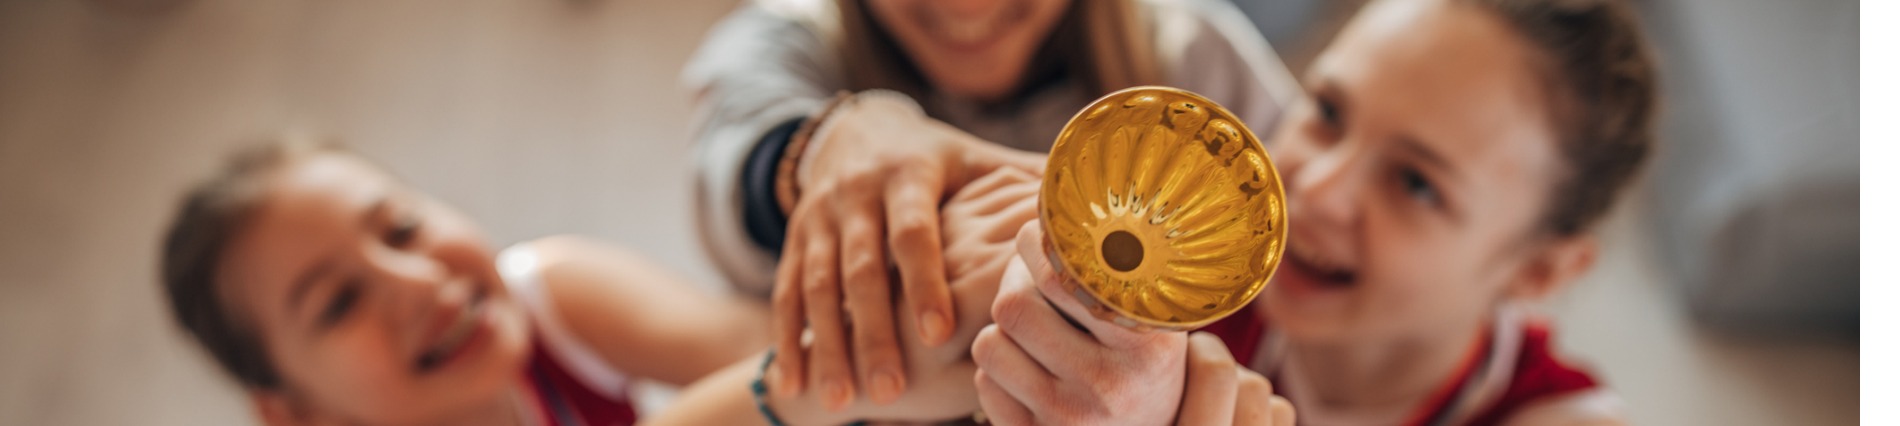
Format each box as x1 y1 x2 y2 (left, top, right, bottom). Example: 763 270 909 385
1399 167 1442 206
1316 96 1342 127
320 282 361 327
1307 95 1345 145
385 213 421 248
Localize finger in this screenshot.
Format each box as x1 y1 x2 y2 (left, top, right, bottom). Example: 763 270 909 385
965 142 1048 178
885 182 955 346
1025 246 1158 350
1232 369 1278 425
1012 222 1057 285
770 210 813 398
953 167 1035 205
1268 396 1296 426
838 212 905 404
1008 223 1145 346
1014 214 1182 360
1177 333 1240 426
969 325 1055 396
799 222 855 411
984 192 1042 243
964 175 1042 218
770 237 807 398
974 369 1036 426
988 255 1103 379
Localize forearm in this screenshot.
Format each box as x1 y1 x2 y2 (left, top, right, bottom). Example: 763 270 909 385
535 236 773 386
642 353 777 426
685 5 840 297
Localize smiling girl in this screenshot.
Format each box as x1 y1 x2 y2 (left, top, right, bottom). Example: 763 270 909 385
1220 0 1657 422
971 0 1659 424
160 139 771 426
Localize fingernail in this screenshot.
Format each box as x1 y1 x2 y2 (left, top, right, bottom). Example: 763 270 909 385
825 381 854 411
871 369 904 403
920 310 948 344
769 364 796 398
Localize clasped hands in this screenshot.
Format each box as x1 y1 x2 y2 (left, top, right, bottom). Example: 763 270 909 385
766 99 1290 425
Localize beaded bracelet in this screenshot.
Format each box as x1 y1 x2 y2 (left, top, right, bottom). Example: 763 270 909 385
773 89 927 216
752 350 866 426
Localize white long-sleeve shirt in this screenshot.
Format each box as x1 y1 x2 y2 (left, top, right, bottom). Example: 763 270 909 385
683 0 1301 297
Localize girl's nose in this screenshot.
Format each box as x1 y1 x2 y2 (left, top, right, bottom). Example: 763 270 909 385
368 249 456 322
374 250 449 290
1287 146 1364 235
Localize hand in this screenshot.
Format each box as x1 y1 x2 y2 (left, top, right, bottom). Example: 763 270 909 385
1179 332 1297 425
766 167 1043 425
770 93 1045 409
970 223 1191 425
938 167 1042 316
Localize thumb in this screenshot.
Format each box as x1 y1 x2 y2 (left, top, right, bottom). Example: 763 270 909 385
1013 222 1057 286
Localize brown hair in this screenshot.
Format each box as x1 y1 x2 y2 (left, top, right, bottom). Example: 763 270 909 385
160 136 341 390
1463 0 1660 237
833 0 1161 100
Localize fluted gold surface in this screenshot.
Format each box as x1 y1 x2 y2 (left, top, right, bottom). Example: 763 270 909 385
1040 86 1288 330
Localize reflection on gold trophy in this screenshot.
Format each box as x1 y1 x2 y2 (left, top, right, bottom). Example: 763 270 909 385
1040 86 1288 330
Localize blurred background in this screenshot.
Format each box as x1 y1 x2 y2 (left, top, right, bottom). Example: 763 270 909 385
0 0 1856 424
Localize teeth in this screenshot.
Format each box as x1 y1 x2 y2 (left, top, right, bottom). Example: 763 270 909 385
1290 244 1352 275
943 14 999 45
417 302 479 371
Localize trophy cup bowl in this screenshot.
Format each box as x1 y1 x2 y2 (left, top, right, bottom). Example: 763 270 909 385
1039 86 1289 331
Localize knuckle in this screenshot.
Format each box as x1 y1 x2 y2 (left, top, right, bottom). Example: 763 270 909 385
1136 337 1183 365
970 327 1002 364
837 173 875 191
1237 374 1271 399
803 182 843 201
1190 351 1234 375
1081 369 1125 403
989 290 1032 331
802 275 839 300
842 254 884 283
1051 395 1108 423
1045 402 1082 423
888 216 935 246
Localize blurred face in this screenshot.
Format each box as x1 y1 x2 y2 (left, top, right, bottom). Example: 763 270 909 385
866 0 1071 102
219 154 530 425
1260 0 1566 342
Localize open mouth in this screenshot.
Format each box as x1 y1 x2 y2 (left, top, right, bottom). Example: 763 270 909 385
1283 243 1358 288
414 287 487 373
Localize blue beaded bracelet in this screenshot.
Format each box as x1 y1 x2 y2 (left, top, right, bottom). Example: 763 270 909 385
752 350 865 426
751 350 789 426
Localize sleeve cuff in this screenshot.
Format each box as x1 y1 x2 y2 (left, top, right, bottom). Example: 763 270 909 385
739 117 807 256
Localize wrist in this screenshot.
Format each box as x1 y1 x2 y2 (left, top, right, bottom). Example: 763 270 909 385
783 89 929 200
777 92 853 215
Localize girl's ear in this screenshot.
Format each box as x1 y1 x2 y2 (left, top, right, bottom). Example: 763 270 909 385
251 390 336 426
1507 234 1598 301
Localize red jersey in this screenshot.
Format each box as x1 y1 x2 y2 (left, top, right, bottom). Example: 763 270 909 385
1197 306 1608 425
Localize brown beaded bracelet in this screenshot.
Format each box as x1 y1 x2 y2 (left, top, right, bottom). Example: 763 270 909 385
775 91 852 217
773 89 925 216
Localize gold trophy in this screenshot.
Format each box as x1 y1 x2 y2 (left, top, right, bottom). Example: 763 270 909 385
1039 86 1288 331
